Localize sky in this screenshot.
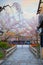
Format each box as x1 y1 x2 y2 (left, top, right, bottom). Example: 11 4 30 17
0 0 39 19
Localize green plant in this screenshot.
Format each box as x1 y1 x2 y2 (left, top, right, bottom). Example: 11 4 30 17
0 41 10 49
0 52 4 59
37 44 40 50
0 47 5 59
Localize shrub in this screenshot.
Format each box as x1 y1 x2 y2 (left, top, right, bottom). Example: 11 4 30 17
0 47 5 59
0 41 10 49
0 51 4 59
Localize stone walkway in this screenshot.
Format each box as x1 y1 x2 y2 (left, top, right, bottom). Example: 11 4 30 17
1 46 43 65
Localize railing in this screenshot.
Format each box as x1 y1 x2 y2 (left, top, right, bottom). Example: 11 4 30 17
0 45 17 64
29 45 40 58
6 46 17 57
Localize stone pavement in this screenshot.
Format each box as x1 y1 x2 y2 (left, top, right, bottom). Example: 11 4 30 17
1 46 43 65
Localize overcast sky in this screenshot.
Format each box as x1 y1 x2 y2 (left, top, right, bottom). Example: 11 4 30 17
0 0 39 19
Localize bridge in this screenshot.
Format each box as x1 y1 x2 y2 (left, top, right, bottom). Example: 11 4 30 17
0 0 43 65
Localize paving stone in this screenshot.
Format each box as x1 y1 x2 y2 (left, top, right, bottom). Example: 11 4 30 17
1 46 43 65
20 63 26 65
